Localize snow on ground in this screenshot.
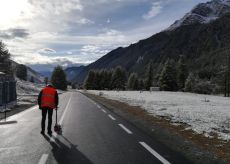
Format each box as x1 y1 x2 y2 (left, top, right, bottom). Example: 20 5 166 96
17 79 43 96
88 90 230 141
16 79 65 105
16 78 44 105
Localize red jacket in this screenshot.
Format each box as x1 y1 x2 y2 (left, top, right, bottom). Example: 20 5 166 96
38 86 58 109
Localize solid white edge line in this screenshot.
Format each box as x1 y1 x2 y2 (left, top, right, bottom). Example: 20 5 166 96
38 154 49 164
108 114 116 120
139 142 171 164
118 124 133 134
7 105 38 121
53 93 72 138
59 93 72 124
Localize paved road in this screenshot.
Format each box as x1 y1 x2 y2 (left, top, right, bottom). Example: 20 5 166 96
0 91 192 164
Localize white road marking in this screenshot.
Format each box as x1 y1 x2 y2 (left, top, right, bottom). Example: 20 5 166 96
53 93 72 138
118 124 133 134
59 93 73 124
38 154 49 164
101 109 107 113
97 105 101 109
139 142 171 164
108 114 116 120
50 137 55 142
7 106 37 121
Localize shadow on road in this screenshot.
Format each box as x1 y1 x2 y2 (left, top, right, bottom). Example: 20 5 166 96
43 135 94 164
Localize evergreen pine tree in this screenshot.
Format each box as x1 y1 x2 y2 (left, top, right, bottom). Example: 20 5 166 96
111 66 127 90
44 77 48 85
227 54 230 97
133 77 139 90
51 65 67 90
93 71 101 90
84 70 95 90
71 83 76 89
0 41 11 74
16 64 27 81
177 55 188 90
145 60 154 90
185 72 197 92
105 70 113 90
138 79 145 90
99 70 107 90
127 73 138 90
159 59 178 91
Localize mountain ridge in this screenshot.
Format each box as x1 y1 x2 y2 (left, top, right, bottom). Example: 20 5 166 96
168 0 230 30
73 0 230 86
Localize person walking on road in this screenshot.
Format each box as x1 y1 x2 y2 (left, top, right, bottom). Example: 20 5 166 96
38 84 59 136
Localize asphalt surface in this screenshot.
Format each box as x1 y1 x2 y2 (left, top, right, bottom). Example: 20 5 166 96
0 91 192 164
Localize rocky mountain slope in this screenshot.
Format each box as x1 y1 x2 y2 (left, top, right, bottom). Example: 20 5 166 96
11 60 45 83
168 0 230 30
64 66 85 82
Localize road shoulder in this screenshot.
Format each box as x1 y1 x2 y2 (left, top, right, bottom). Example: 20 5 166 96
82 92 229 164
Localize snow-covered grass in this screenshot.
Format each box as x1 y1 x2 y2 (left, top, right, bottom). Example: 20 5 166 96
88 90 230 141
16 79 65 105
17 79 43 96
16 79 43 105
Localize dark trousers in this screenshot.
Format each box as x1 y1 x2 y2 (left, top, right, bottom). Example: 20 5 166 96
41 108 53 132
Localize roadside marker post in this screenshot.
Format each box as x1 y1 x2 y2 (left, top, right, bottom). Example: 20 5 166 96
0 106 17 125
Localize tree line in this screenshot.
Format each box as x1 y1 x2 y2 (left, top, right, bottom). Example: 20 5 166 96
84 66 127 90
84 56 189 91
84 55 230 95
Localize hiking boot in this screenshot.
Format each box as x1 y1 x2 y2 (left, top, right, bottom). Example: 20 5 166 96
48 131 52 136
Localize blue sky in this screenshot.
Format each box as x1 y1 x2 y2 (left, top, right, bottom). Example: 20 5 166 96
0 0 208 72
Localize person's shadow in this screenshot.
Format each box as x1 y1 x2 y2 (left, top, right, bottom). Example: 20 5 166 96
43 135 94 164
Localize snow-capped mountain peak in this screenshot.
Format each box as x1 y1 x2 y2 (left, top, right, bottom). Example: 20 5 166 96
168 0 230 30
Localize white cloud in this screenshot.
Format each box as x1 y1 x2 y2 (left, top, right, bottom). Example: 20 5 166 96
107 18 111 23
74 18 95 25
28 0 83 15
143 2 162 20
67 51 73 55
0 0 205 70
81 45 110 56
38 48 56 54
79 44 127 63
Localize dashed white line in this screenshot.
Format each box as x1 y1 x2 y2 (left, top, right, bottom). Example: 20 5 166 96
38 154 49 164
97 105 101 109
139 142 171 164
108 114 116 120
101 109 107 113
118 124 133 134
